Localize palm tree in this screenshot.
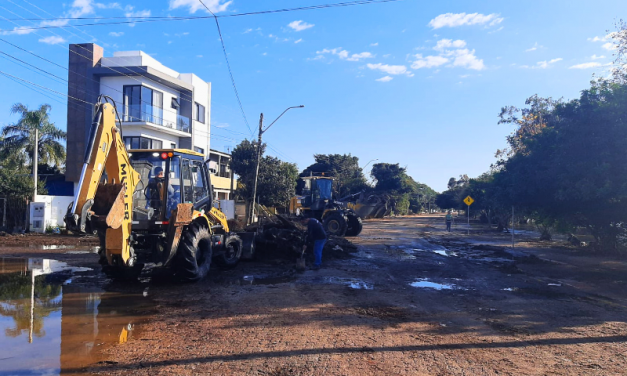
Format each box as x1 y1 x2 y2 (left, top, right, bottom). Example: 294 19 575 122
1 103 66 167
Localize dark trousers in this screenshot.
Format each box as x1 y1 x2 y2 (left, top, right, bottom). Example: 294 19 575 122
313 239 326 266
446 221 452 232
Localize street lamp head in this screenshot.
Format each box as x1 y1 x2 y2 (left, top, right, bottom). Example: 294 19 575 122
298 105 305 108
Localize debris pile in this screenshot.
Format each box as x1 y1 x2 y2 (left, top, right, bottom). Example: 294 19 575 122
249 215 358 260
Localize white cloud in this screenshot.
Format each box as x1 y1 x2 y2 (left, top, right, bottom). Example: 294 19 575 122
109 31 124 37
316 48 374 61
95 2 122 9
1 26 36 35
69 0 95 17
39 36 66 45
522 58 562 69
366 63 410 75
294 38 303 44
243 28 253 34
175 32 189 37
411 54 449 69
602 42 616 51
428 12 504 29
569 62 601 69
288 20 314 32
370 42 378 46
588 33 616 42
376 76 393 82
125 9 151 18
434 39 466 51
450 49 485 70
525 42 543 52
591 54 605 60
169 0 232 13
197 55 203 58
346 52 374 61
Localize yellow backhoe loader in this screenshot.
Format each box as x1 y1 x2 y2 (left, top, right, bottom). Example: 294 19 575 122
65 98 254 281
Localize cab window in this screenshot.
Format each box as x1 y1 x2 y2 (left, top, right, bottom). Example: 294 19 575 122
182 159 209 204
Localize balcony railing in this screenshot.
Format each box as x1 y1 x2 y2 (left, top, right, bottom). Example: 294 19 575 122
124 104 191 134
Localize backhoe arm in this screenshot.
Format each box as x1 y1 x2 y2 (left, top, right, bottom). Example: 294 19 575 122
64 102 140 266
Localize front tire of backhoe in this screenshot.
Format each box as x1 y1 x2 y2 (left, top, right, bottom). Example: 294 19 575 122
176 222 213 282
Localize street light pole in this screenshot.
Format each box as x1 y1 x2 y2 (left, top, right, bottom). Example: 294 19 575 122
249 105 304 224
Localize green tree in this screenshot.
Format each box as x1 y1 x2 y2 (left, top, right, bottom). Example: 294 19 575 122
300 154 368 198
496 79 627 251
231 139 298 208
1 103 66 168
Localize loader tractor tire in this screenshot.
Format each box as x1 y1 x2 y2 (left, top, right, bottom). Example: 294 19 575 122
345 215 363 237
176 222 213 282
215 234 243 269
323 212 348 237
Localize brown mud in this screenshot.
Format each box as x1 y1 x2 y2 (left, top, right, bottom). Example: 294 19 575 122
1 215 626 375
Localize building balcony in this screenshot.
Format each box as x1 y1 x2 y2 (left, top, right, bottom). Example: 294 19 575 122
123 104 192 137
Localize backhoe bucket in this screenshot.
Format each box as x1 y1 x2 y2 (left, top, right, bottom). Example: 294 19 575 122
91 183 126 230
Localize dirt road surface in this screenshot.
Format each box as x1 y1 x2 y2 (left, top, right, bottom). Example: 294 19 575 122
1 215 626 375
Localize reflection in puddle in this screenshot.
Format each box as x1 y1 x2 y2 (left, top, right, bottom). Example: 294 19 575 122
324 277 374 290
409 279 462 290
0 257 154 375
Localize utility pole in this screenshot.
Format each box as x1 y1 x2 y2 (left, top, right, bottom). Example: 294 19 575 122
32 128 38 202
250 113 263 225
512 206 515 249
249 105 304 225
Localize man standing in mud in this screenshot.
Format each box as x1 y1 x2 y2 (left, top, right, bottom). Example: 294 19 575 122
445 211 454 232
301 217 327 270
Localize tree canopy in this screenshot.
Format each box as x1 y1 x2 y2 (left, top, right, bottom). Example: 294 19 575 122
231 139 298 208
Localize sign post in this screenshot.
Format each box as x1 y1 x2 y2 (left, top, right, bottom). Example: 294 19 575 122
463 196 474 235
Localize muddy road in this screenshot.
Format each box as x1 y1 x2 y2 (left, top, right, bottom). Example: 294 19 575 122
1 215 626 375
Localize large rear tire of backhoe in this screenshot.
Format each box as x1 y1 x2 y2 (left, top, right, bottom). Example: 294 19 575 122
323 212 348 237
215 234 243 269
345 215 363 237
176 222 213 282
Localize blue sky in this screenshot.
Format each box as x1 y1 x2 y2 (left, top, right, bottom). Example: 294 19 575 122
0 0 623 191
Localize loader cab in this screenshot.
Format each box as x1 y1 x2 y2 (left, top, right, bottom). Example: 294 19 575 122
301 176 334 211
128 149 212 224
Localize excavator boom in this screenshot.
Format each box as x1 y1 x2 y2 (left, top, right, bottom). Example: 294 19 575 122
65 102 140 266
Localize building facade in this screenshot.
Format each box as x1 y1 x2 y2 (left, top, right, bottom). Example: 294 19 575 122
208 149 236 200
65 43 211 185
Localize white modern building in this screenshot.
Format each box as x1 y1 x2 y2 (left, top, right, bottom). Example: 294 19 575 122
66 43 211 185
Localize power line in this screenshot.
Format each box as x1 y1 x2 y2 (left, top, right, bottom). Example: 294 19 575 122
198 0 253 138
0 0 404 29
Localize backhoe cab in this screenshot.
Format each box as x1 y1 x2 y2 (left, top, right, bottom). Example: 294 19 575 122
289 175 363 237
65 100 253 281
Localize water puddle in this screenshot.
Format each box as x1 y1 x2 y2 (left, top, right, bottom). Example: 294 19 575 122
323 277 374 290
0 257 154 375
409 278 463 290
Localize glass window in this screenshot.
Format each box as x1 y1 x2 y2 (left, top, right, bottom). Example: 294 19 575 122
194 147 205 155
123 85 163 125
140 137 151 149
171 143 176 149
195 102 205 123
171 97 180 109
181 159 194 204
192 160 209 203
181 159 209 204
129 153 168 221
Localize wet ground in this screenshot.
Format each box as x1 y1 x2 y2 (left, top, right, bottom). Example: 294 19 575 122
1 215 626 375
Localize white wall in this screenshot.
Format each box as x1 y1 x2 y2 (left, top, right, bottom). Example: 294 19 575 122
100 75 185 130
34 195 75 230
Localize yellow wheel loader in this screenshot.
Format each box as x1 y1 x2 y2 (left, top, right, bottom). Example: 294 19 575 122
64 98 254 281
289 175 363 237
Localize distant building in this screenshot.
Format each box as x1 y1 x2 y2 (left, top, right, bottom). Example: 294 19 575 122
208 149 236 200
65 43 211 187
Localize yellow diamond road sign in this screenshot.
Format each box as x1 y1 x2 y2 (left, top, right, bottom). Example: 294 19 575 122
464 196 474 206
